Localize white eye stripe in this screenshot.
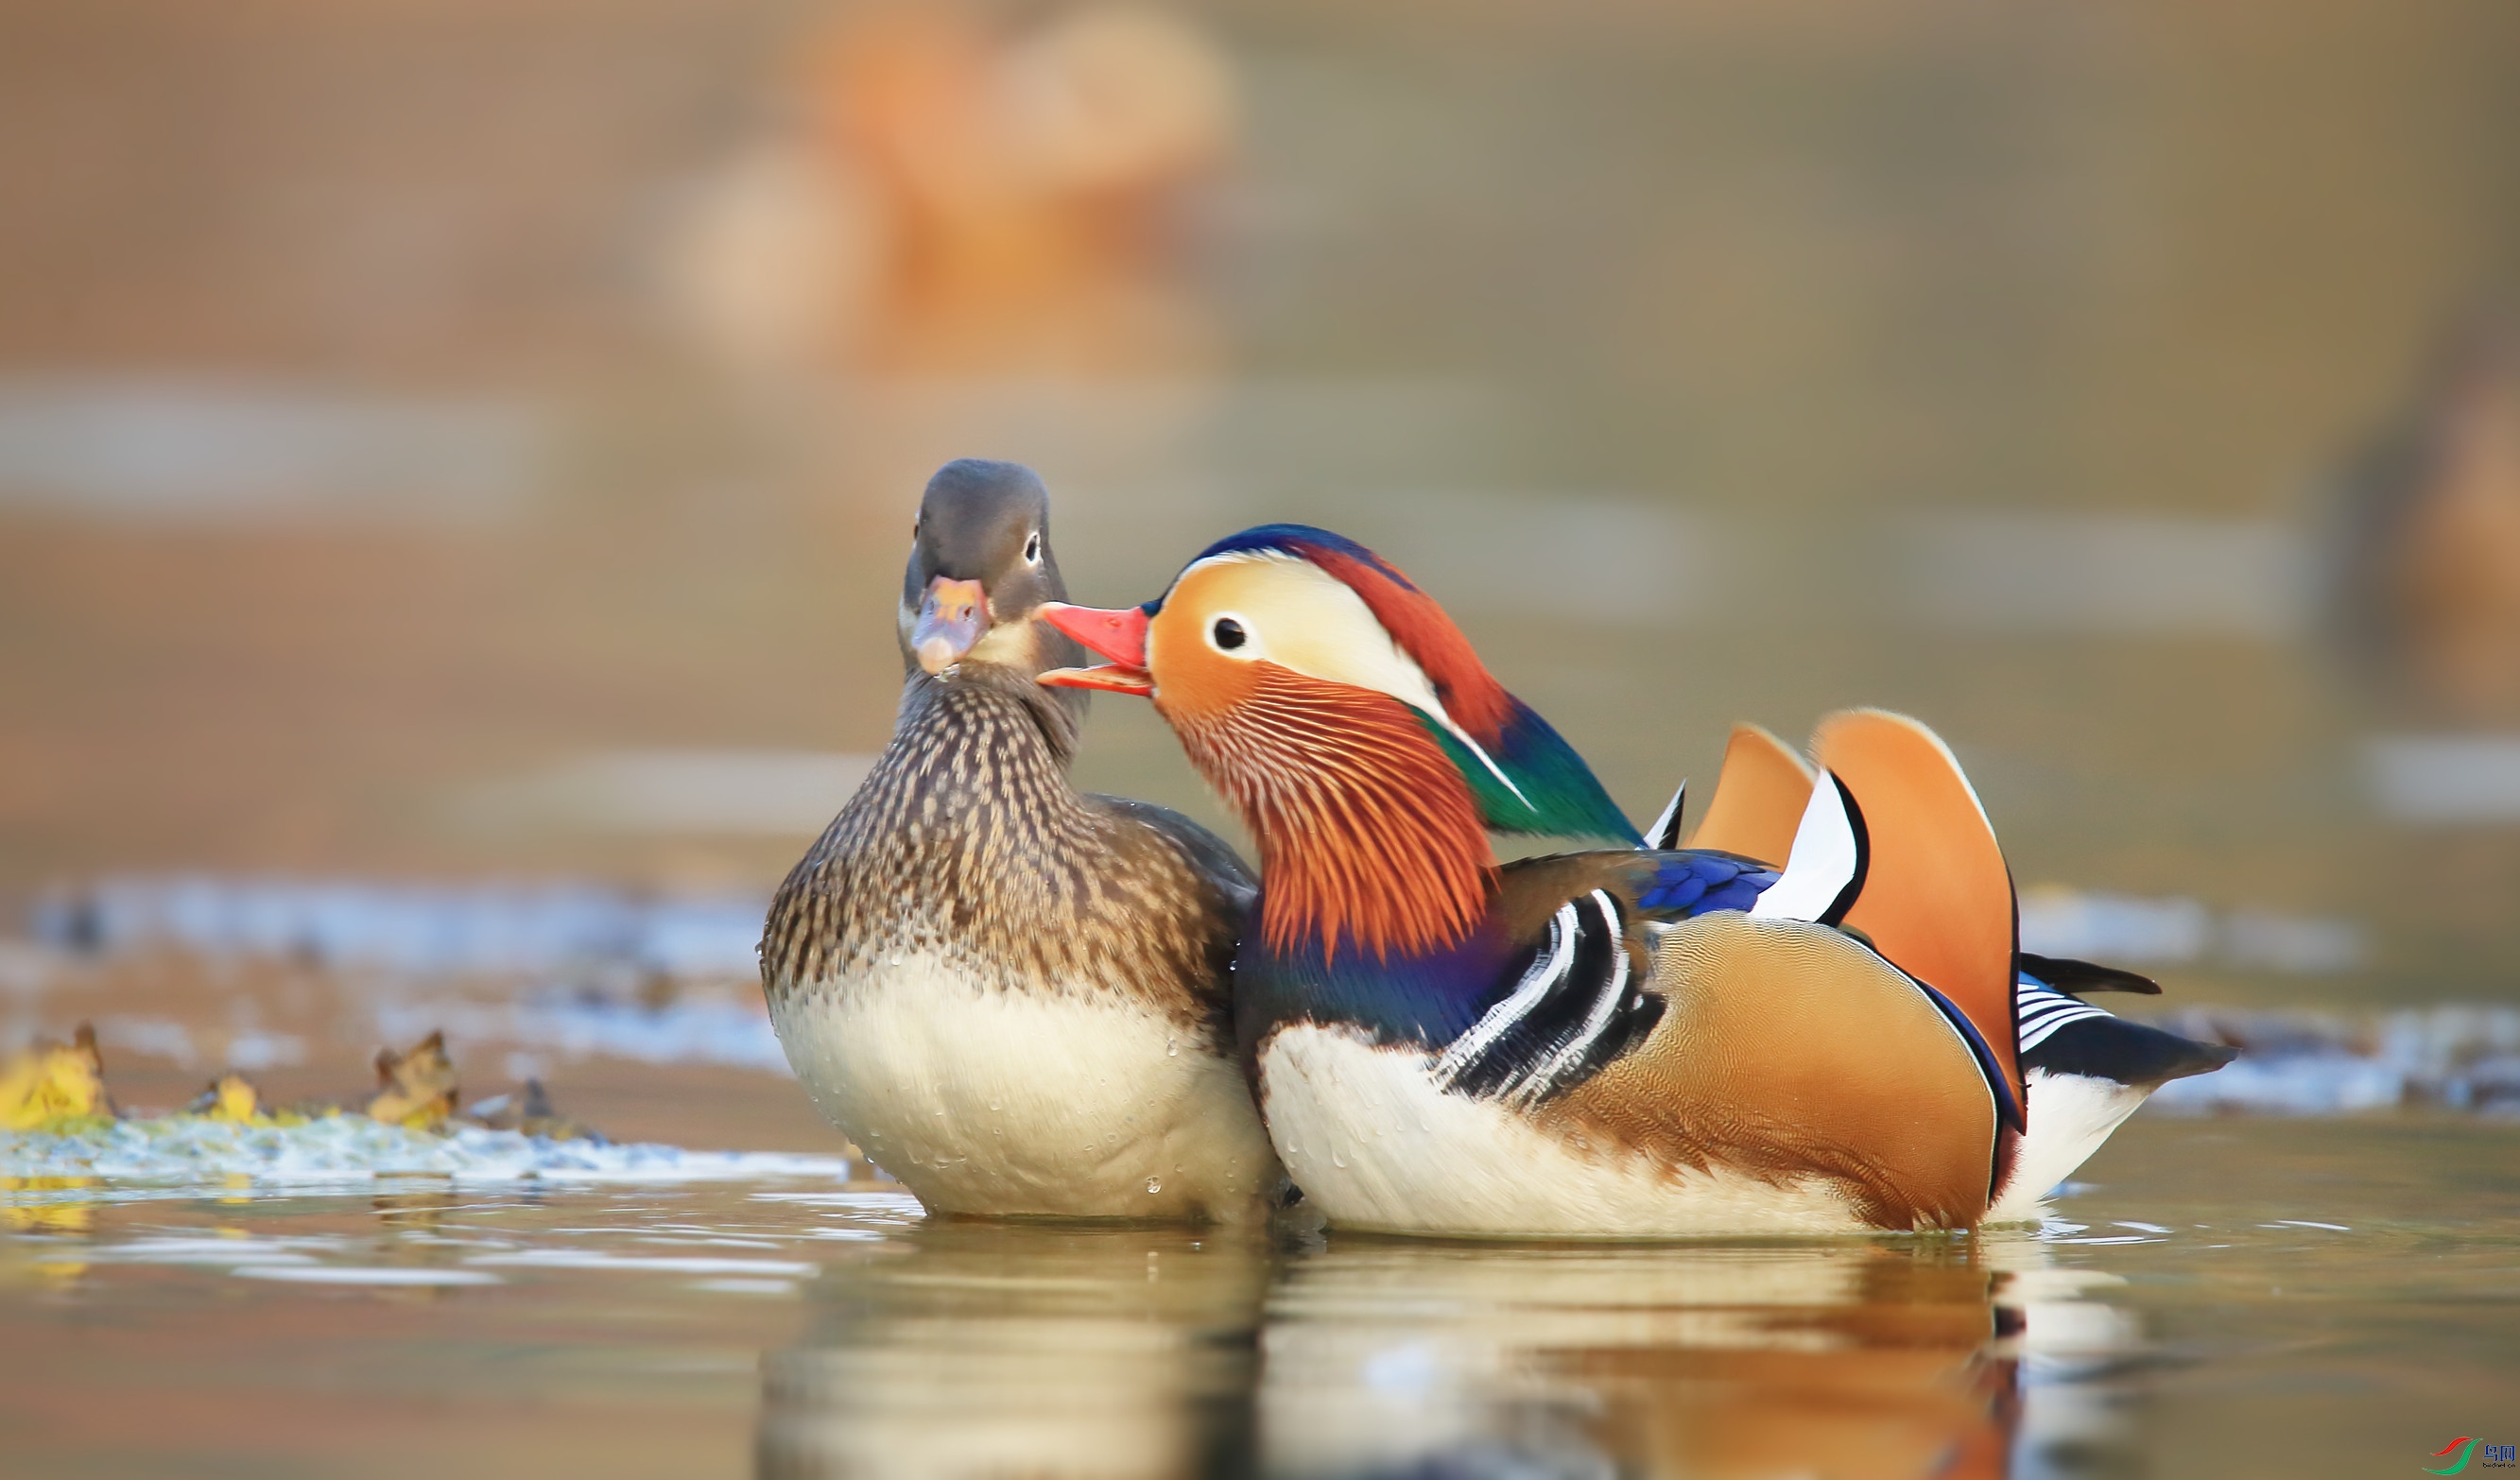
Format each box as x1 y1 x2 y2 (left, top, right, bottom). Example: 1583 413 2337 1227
1174 551 1531 809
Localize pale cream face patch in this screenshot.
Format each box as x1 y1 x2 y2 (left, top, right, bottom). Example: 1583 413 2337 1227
1157 553 1451 710
1153 552 1528 803
962 616 1047 670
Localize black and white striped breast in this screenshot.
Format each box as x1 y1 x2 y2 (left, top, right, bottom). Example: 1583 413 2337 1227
1430 890 1664 1107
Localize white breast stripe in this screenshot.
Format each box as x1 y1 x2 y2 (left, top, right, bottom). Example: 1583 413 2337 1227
1434 901 1578 1086
2014 980 2114 1053
1514 890 1631 1106
1439 716 1536 811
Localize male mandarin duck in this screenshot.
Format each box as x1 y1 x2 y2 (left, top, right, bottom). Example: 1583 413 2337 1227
759 460 1280 1221
1035 524 2232 1236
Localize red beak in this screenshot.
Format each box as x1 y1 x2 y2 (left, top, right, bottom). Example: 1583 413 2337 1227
1035 602 1154 696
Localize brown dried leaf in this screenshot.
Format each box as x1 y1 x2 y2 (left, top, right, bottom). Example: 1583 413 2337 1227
365 1030 458 1130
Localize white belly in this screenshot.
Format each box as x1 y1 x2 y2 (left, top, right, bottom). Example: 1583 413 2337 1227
770 952 1280 1222
1260 1024 1871 1238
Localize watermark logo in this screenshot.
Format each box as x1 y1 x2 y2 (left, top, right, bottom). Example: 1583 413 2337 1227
2427 1437 2520 1474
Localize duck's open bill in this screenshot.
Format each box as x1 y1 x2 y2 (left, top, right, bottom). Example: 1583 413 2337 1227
1034 601 1155 695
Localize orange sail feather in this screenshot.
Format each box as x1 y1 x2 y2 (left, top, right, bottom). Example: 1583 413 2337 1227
1685 723 1815 866
1811 710 2023 1126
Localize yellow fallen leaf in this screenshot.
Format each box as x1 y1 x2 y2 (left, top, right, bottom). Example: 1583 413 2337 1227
198 1075 268 1125
0 1024 111 1130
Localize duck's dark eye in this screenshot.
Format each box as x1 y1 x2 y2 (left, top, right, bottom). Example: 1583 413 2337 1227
1212 617 1247 650
1024 532 1042 563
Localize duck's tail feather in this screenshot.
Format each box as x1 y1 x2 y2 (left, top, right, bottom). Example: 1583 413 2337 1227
2017 952 2163 996
2018 981 2237 1087
1987 976 2238 1221
1685 723 1814 865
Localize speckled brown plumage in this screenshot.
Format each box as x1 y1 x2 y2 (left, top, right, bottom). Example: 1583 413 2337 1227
755 458 1275 1222
762 660 1249 1044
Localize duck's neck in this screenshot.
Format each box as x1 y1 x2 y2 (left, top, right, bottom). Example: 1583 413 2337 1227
1168 667 1494 963
879 664 1086 820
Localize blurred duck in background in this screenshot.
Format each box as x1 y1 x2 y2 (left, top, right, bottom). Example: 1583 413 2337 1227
1040 525 2231 1237
664 2 1236 377
2327 308 2520 725
759 460 1279 1222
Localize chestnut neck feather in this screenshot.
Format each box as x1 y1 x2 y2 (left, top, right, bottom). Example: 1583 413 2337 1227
1165 664 1494 962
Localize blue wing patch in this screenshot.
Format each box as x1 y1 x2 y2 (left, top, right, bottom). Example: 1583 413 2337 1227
1634 851 1778 918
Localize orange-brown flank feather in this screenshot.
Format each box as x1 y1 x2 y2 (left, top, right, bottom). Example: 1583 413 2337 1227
1161 660 1494 961
1544 912 1997 1230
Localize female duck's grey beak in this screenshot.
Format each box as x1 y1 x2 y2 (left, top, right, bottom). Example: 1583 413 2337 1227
912 577 988 675
1034 602 1154 696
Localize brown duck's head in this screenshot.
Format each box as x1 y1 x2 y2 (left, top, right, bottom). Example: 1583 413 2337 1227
898 460 1087 691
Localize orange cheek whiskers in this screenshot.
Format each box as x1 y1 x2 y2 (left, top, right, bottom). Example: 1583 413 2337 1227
1163 668 1495 962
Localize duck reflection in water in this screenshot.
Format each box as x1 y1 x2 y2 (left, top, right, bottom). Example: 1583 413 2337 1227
756 1217 1269 1479
1266 1237 2037 1480
758 1220 2134 1478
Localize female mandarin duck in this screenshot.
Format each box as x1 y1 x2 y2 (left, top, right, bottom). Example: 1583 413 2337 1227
760 461 1280 1221
1036 525 2231 1236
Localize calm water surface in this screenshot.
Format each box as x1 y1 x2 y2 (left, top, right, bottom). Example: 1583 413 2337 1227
6 1114 2514 1479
